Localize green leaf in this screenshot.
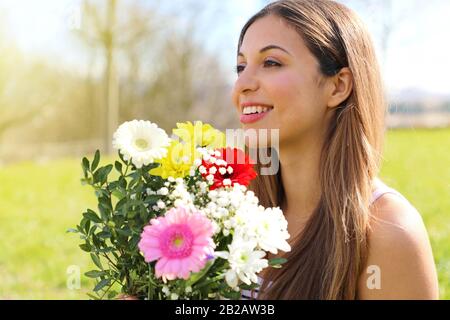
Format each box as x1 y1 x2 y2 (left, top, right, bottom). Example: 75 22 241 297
143 163 160 171
139 204 149 221
79 243 92 252
76 225 85 234
90 253 103 270
98 247 114 253
95 188 109 199
92 233 102 248
66 228 78 234
116 227 132 237
114 161 122 174
93 165 113 185
268 257 288 267
87 293 100 300
97 231 111 239
269 258 287 266
115 197 128 212
91 150 100 171
100 165 113 183
144 195 160 206
94 278 111 292
111 189 125 200
83 210 102 223
98 196 113 211
221 290 242 299
128 234 141 250
239 282 260 290
89 224 98 236
186 260 214 287
112 215 125 227
128 171 141 188
80 177 92 186
117 150 128 164
118 177 127 189
107 290 118 300
127 210 138 219
108 181 118 191
98 197 112 221
82 157 90 173
85 270 106 278
84 219 91 234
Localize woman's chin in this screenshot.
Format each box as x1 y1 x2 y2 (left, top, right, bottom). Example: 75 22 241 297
241 124 278 148
243 130 275 149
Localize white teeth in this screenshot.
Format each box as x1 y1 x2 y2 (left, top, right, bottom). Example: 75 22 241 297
242 106 272 115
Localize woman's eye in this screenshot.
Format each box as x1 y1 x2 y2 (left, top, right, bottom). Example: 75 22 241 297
236 65 245 74
235 60 281 74
264 60 281 68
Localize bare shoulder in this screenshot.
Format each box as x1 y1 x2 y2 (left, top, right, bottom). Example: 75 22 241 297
357 193 439 299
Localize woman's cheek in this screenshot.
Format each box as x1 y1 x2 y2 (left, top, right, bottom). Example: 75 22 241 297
269 72 306 107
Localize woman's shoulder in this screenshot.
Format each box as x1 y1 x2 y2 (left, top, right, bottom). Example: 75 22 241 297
357 181 439 299
369 180 423 233
369 178 423 231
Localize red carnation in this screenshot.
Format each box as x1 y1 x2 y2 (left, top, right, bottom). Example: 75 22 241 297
201 148 257 190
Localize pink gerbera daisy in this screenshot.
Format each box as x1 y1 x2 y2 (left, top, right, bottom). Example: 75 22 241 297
138 206 215 281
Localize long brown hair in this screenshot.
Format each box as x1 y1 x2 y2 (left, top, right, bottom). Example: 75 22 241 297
238 0 387 299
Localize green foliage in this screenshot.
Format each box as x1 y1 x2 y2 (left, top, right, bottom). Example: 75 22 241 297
74 150 163 299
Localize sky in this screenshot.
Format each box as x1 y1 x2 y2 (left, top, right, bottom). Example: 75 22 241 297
1 0 449 96
356 0 450 96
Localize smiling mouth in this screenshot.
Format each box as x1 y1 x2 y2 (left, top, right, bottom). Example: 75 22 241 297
240 105 274 124
241 105 274 115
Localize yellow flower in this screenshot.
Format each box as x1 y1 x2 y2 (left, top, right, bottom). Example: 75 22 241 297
173 121 226 149
150 140 199 179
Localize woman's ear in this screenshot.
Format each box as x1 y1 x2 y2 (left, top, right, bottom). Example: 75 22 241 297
326 67 353 109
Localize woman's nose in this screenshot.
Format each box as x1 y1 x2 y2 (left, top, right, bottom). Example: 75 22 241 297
234 68 259 94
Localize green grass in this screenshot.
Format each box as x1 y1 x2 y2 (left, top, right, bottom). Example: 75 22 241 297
380 128 450 299
0 158 98 299
0 128 449 299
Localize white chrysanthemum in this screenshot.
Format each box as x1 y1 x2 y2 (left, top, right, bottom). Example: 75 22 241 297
215 239 268 289
253 207 291 254
112 120 170 168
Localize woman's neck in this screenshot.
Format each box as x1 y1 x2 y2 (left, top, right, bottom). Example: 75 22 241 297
277 135 380 227
277 135 323 228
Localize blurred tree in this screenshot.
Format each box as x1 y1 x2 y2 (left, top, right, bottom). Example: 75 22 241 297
141 25 238 132
140 0 240 131
76 0 120 154
0 20 42 138
76 0 237 139
0 1 238 163
76 0 166 153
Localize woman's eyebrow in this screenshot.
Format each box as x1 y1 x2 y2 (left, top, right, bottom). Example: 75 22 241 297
238 44 292 57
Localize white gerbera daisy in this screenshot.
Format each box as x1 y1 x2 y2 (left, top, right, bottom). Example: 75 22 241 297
112 120 170 168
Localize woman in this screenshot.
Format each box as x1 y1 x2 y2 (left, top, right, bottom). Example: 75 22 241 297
233 0 439 299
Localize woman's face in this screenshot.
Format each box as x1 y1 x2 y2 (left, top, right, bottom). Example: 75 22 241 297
231 15 332 147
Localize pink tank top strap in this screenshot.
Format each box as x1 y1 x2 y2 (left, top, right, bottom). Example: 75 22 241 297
370 180 410 206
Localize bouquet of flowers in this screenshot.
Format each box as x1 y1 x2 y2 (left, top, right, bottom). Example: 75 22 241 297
70 120 290 300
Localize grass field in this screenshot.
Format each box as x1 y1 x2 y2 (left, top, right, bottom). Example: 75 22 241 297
0 128 449 299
